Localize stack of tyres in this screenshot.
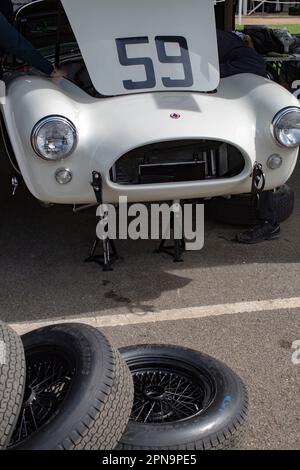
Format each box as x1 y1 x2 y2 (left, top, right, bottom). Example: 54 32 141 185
0 323 249 450
1 323 134 450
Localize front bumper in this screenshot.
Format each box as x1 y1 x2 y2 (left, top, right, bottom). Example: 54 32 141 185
2 73 299 204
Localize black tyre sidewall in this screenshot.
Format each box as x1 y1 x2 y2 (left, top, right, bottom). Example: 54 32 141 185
273 185 294 223
12 324 114 450
207 185 294 226
120 345 247 449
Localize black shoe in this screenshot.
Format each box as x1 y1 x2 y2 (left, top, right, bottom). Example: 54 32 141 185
236 222 280 244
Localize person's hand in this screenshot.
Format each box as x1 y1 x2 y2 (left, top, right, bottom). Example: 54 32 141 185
51 67 68 81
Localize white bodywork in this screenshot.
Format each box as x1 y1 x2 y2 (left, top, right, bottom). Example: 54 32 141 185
61 0 220 95
1 73 299 204
0 0 299 205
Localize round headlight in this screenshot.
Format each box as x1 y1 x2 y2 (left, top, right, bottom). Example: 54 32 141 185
272 107 300 148
31 116 77 161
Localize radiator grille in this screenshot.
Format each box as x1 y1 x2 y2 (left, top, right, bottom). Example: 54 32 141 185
110 140 245 185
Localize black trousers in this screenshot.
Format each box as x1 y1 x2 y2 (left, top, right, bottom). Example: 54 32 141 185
258 190 277 225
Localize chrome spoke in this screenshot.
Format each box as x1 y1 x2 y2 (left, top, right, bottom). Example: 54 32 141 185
143 402 156 423
9 354 74 448
131 368 207 424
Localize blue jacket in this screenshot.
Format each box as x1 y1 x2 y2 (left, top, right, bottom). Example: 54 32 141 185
0 12 54 75
0 0 13 24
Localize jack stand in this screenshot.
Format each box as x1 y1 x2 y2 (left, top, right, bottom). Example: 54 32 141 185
157 237 186 263
156 200 186 263
85 237 118 272
85 171 118 271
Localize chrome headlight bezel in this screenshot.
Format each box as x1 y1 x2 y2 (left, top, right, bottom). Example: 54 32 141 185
271 106 300 149
31 115 78 161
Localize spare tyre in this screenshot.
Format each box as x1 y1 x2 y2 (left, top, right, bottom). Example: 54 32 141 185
118 345 248 450
9 324 134 450
0 322 25 450
206 185 294 226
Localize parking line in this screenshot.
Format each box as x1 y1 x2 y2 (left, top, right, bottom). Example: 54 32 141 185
10 296 300 335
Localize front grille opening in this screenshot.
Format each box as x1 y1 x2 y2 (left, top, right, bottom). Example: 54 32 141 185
110 140 245 185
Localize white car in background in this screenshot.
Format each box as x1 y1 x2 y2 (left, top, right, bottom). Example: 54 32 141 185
0 0 299 206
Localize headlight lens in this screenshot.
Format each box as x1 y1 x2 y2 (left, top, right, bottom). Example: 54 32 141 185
31 116 77 161
272 107 300 148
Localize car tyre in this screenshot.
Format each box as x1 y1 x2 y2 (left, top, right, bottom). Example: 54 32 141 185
206 185 294 226
118 344 248 450
0 322 26 450
9 324 134 450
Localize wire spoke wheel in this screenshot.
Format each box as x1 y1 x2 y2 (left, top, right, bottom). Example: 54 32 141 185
10 324 134 451
119 345 248 450
10 349 75 447
130 365 215 424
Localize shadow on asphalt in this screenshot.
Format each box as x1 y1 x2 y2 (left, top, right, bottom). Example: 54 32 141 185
0 155 299 323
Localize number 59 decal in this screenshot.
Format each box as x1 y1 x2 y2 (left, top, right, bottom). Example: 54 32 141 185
116 36 194 90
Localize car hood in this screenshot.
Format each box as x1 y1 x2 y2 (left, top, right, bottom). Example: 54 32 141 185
60 0 220 96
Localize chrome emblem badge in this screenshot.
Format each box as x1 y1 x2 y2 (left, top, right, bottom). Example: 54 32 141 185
170 113 181 119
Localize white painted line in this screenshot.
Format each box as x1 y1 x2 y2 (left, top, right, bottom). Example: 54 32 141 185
9 296 300 335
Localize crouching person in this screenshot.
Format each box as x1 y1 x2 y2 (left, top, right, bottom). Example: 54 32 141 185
217 30 281 244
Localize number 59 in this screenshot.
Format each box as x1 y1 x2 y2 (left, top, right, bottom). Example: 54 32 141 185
116 36 194 90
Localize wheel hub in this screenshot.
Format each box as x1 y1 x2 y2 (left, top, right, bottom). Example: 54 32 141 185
144 385 165 400
131 369 206 424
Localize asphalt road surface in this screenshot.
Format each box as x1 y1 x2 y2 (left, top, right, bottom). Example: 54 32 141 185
0 154 299 450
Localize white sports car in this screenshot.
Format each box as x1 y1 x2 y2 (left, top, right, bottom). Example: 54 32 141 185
1 0 299 206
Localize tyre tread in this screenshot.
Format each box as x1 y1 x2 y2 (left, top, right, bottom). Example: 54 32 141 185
0 322 25 449
69 349 134 450
12 325 133 451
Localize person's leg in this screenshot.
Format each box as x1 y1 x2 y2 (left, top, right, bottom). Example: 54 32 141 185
236 190 280 244
258 190 277 225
